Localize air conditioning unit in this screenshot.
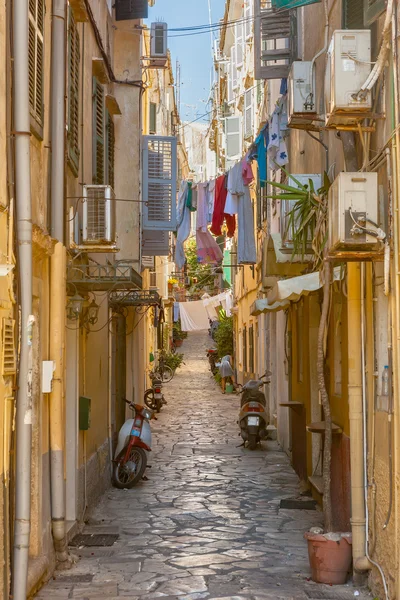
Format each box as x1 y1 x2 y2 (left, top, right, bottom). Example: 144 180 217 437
150 22 168 67
328 172 382 259
280 174 322 254
79 185 116 250
288 61 317 127
325 30 372 127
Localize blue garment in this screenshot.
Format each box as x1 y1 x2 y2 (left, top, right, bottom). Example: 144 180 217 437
173 302 180 323
255 125 269 188
280 78 288 95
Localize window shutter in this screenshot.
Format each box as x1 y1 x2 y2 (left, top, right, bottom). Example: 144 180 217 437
1 319 16 376
227 60 234 104
249 325 254 373
364 0 386 26
236 22 244 68
115 0 149 21
92 78 105 184
106 112 115 189
225 116 242 160
245 0 253 40
149 102 157 134
29 0 44 126
142 230 170 256
231 46 238 90
68 11 80 175
142 136 177 231
244 89 253 140
254 0 297 80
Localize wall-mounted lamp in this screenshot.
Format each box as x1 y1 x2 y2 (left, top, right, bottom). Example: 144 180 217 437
67 293 84 321
85 299 100 325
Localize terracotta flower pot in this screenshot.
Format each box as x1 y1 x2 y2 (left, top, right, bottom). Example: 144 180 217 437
304 531 352 585
174 339 183 347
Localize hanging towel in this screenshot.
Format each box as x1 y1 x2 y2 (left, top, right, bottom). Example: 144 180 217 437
225 162 244 216
211 174 228 236
196 182 209 232
242 156 254 186
179 300 210 331
196 229 223 264
175 181 192 269
238 186 257 265
207 179 216 223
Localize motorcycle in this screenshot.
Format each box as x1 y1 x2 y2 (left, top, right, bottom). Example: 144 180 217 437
238 372 271 450
206 348 219 375
112 399 153 489
144 375 166 413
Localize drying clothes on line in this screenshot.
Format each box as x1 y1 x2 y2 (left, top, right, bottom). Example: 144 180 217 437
225 162 245 216
191 185 198 211
175 181 192 269
250 125 269 188
196 182 209 232
210 174 235 238
185 181 195 212
203 291 233 317
196 229 223 264
173 302 180 323
237 185 257 265
179 300 210 331
268 98 289 168
207 179 216 224
242 156 254 186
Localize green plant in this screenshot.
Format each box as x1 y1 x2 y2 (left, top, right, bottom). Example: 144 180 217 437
173 319 188 340
164 352 184 371
267 171 331 268
185 238 215 293
214 311 233 359
214 372 222 385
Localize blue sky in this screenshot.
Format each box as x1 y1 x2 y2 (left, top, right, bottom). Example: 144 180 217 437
147 0 226 122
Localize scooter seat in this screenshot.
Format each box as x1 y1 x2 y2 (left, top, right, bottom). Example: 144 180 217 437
153 378 162 385
243 379 262 390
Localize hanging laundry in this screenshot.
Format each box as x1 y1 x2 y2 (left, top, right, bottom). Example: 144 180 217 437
191 185 198 210
207 179 216 224
196 182 209 232
225 162 244 216
210 174 235 238
250 125 269 188
175 181 192 269
196 229 223 264
185 181 195 212
268 98 289 168
173 302 180 322
237 184 257 265
242 156 254 186
179 300 210 331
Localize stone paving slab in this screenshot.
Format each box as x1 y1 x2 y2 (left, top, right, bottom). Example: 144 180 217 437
34 332 372 600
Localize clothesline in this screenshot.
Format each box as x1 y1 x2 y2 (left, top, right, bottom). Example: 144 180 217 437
174 290 233 332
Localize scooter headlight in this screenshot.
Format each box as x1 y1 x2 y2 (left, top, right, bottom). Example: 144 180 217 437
142 407 153 420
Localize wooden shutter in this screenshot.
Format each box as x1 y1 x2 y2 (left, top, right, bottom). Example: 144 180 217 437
249 325 254 373
343 0 365 28
142 230 170 256
231 46 238 90
364 0 386 25
254 0 297 80
106 112 115 189
92 78 105 184
142 136 177 231
28 0 44 126
243 327 247 372
227 60 234 104
1 319 16 376
115 0 149 21
225 116 242 160
68 11 80 175
244 89 253 140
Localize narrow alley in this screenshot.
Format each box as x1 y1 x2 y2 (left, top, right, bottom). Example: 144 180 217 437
35 333 371 600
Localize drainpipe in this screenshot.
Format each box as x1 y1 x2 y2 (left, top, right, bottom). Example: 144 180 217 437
49 0 70 566
11 0 34 597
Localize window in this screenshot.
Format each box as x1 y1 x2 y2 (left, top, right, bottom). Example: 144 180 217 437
106 112 115 189
244 89 253 140
364 0 386 26
245 0 253 40
249 325 254 373
243 327 247 372
227 60 233 104
29 0 44 129
92 78 105 184
231 46 238 91
67 11 80 175
149 102 157 134
236 22 244 68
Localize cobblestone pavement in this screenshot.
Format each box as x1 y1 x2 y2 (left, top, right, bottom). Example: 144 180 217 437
35 332 371 600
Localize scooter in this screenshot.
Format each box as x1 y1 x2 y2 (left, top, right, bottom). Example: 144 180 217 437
112 399 153 489
238 372 271 450
144 375 166 413
206 348 218 375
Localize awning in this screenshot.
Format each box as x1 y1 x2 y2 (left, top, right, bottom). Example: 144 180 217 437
251 267 343 315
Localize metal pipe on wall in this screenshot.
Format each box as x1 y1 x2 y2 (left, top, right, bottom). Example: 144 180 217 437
49 0 69 566
11 0 34 596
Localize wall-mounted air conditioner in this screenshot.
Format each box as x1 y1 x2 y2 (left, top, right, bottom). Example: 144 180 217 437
325 30 372 127
288 62 317 127
150 22 168 67
69 185 117 252
328 172 382 259
280 174 322 254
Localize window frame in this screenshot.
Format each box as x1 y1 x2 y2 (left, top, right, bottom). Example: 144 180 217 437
149 102 157 134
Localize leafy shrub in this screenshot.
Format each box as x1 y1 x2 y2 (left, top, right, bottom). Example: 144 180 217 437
214 313 233 359
173 319 188 340
164 352 184 371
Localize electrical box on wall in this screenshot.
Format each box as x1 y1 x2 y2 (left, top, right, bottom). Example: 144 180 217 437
288 62 317 127
325 30 372 127
328 172 383 259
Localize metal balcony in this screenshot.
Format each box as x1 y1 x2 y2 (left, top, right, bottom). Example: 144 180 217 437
67 263 142 293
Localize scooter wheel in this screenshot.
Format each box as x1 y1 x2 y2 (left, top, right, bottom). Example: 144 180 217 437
248 434 257 451
113 446 147 489
144 389 157 410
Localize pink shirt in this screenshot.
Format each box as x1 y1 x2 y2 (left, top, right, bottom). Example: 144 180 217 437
242 158 254 186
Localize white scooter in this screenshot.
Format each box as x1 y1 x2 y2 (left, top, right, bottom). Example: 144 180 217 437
112 399 153 489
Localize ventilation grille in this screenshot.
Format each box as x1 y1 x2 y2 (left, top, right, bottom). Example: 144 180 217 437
2 319 16 376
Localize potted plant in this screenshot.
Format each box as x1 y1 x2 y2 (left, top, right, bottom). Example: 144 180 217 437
173 320 187 347
168 277 179 294
268 173 352 585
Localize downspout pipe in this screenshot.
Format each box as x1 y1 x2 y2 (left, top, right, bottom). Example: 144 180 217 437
49 0 70 567
11 0 34 597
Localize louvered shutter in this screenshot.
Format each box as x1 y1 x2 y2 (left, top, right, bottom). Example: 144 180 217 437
231 46 238 91
236 22 244 68
343 0 365 27
225 116 242 160
364 0 386 25
106 112 115 189
149 102 157 134
227 60 233 104
244 89 253 140
68 11 80 175
92 78 105 184
142 136 177 231
245 0 253 40
142 230 170 256
115 0 148 21
29 0 44 126
254 0 297 80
